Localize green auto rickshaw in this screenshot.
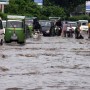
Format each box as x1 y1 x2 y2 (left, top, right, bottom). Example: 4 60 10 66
4 15 26 44
25 17 37 38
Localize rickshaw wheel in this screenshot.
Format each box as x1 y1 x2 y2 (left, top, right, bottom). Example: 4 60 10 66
5 40 11 43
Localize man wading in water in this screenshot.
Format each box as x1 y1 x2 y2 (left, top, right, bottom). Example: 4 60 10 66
75 22 84 39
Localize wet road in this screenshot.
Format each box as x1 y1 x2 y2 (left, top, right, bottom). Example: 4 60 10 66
0 34 90 90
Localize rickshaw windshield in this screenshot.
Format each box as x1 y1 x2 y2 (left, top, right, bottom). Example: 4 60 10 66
7 21 23 28
0 20 3 29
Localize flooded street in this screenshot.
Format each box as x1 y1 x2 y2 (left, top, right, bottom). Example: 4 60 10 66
0 34 90 90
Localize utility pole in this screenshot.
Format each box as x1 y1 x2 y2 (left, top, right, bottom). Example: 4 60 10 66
0 0 9 13
1 4 4 13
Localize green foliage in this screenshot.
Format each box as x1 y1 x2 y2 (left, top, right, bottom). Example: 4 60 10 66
3 0 67 19
0 12 7 20
44 0 86 16
1 0 87 20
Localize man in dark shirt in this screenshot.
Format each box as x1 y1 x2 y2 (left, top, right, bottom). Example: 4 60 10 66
33 18 41 32
55 19 62 27
55 19 62 36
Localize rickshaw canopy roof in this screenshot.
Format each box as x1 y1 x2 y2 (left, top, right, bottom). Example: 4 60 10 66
49 17 61 20
7 15 25 20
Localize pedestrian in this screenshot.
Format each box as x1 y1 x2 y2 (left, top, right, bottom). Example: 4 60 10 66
75 22 84 39
61 21 67 37
68 24 74 37
88 22 90 39
0 17 3 29
50 21 55 36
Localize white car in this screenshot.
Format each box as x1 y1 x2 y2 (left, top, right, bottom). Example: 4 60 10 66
78 20 88 31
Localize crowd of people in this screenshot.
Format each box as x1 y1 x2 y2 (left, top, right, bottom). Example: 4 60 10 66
32 18 90 39
54 19 84 39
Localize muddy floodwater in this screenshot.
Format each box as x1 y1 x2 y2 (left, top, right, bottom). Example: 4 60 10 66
0 34 90 90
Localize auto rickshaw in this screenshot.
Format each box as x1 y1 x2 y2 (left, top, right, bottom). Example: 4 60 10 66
25 17 37 38
4 15 26 44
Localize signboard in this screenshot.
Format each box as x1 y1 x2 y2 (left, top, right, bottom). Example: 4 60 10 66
0 0 9 4
34 0 43 5
86 1 90 12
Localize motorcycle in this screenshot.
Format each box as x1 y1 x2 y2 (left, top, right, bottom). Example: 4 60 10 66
32 29 41 39
55 26 62 36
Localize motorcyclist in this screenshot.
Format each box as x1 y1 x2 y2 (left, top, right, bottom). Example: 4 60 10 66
55 19 62 35
75 22 81 39
33 18 41 33
55 19 62 27
75 22 84 39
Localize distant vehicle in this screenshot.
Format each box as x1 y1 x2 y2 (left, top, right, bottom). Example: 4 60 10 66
4 15 26 44
78 20 88 31
39 20 55 36
0 19 4 45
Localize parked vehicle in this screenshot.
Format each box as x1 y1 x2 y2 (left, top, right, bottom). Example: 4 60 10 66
4 15 26 44
78 20 88 31
0 19 4 45
39 20 54 36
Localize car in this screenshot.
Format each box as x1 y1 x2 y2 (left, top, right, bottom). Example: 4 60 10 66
39 20 54 36
78 20 88 31
4 15 26 44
